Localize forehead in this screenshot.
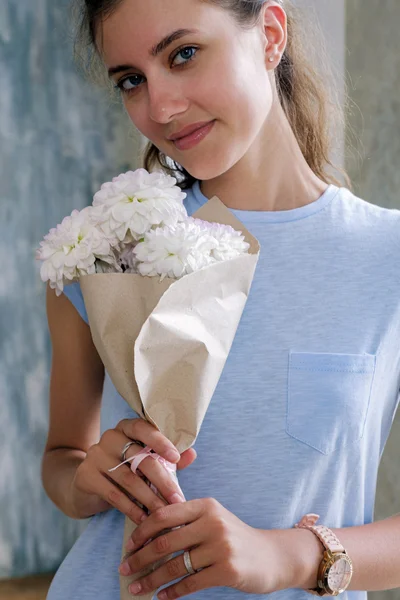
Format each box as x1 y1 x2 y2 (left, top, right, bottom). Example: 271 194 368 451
97 0 224 62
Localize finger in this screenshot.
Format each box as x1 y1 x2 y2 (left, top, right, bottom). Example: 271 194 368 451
155 564 221 600
136 453 186 505
128 500 203 551
116 419 181 463
106 455 168 514
122 520 204 576
125 546 214 598
104 429 184 508
176 448 197 471
100 431 169 512
92 468 148 525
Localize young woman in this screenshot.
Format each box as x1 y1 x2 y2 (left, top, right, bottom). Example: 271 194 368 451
41 1 400 599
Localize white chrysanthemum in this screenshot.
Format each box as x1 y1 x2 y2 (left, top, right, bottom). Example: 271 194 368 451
36 207 117 296
132 221 215 280
92 168 188 244
132 217 249 280
86 204 122 250
189 218 250 260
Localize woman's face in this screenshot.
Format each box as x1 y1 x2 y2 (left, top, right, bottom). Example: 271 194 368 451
99 0 279 181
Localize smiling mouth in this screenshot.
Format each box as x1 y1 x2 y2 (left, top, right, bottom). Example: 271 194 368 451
170 120 216 151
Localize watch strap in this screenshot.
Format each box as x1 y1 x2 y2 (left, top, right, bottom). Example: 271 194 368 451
294 513 348 596
306 525 345 554
295 514 345 554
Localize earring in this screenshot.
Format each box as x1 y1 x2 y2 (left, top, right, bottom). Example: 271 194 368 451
268 56 275 62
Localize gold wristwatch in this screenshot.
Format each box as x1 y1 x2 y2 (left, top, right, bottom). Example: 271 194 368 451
294 514 354 596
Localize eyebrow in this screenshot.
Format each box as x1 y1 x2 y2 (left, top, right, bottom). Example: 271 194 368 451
107 28 199 78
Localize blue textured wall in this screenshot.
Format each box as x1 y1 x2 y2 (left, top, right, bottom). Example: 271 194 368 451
0 0 139 578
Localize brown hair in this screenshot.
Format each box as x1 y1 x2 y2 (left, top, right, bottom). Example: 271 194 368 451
71 0 353 191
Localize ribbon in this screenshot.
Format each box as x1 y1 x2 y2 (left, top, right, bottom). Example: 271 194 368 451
109 445 177 496
109 446 183 556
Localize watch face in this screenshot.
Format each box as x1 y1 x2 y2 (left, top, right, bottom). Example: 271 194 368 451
327 556 353 592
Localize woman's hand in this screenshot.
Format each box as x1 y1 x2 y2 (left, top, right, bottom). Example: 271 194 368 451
119 498 283 599
69 418 197 524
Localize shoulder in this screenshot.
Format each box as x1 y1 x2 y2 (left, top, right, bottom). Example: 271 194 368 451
330 188 400 280
337 186 400 222
334 186 400 241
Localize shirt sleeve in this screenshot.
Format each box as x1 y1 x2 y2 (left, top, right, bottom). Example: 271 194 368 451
63 281 89 325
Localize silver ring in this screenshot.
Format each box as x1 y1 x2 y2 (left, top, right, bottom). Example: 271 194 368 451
183 550 196 575
121 439 145 462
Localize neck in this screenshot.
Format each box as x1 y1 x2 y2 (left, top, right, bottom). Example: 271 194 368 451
200 101 329 212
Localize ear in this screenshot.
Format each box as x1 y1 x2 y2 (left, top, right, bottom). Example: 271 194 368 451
260 1 287 66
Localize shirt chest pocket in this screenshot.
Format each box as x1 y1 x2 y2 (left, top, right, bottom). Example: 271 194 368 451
286 351 377 455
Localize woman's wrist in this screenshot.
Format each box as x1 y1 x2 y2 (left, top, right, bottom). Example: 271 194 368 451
263 526 323 591
69 469 112 519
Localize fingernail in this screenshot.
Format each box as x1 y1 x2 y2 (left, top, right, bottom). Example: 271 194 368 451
119 562 132 576
126 538 135 551
140 513 148 522
129 582 142 594
165 449 180 462
170 493 185 504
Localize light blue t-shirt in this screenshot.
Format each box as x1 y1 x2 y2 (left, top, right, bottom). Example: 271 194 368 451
46 180 400 600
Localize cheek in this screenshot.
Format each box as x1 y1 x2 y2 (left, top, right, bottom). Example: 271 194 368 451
223 76 272 141
217 51 272 125
123 102 150 138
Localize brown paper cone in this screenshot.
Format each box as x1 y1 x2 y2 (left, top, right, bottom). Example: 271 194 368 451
80 195 260 599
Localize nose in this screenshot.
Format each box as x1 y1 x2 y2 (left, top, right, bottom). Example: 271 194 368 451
147 75 188 123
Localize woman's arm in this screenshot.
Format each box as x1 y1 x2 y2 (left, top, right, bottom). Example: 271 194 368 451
41 284 110 518
268 512 400 592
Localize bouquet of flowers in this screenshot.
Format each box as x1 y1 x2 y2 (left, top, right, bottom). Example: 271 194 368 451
37 168 260 600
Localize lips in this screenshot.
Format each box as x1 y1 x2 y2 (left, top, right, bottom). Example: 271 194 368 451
172 120 215 151
168 121 214 141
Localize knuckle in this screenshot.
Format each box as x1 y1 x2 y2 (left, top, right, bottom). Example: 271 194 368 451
215 517 230 537
219 533 234 555
100 429 114 445
154 506 169 523
140 575 154 594
130 418 143 434
131 532 141 547
154 534 170 554
166 557 181 578
205 497 220 511
85 444 99 461
107 488 122 506
126 504 140 523
116 418 130 430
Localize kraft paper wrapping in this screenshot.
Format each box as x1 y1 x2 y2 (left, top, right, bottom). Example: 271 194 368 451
80 195 260 600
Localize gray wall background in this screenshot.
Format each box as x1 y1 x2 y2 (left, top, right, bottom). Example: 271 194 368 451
0 0 140 578
346 2 400 597
0 0 398 597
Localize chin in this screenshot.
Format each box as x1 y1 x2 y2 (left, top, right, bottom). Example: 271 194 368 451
179 152 238 183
